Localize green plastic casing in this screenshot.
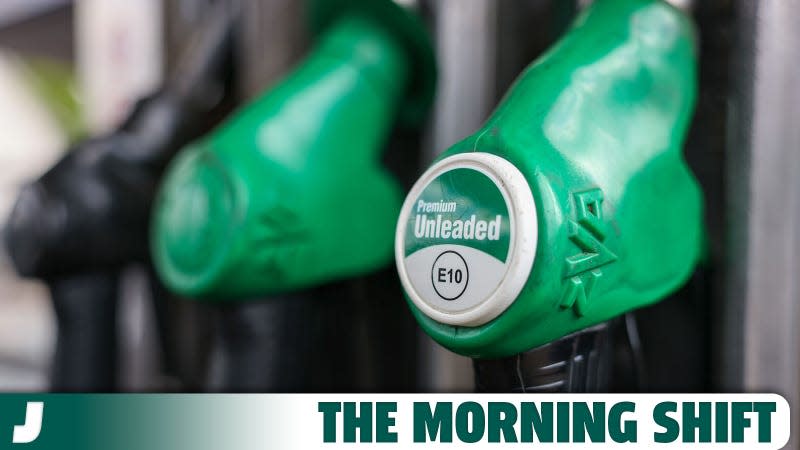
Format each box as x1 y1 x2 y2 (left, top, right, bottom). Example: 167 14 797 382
151 0 435 299
396 0 704 358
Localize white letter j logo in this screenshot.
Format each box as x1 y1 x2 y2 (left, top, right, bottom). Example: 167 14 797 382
13 402 43 444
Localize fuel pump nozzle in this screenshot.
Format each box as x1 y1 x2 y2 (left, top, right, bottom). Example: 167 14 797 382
396 0 703 391
153 1 434 298
3 3 237 391
151 0 436 391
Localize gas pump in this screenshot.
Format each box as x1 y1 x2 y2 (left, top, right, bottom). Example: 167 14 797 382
151 0 436 391
3 3 236 391
395 0 703 392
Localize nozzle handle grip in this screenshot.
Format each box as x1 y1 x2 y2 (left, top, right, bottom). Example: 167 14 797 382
473 323 611 393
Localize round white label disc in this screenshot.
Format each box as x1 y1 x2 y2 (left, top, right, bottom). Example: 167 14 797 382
395 152 537 326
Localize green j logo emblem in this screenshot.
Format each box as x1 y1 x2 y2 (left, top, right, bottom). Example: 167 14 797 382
13 402 43 444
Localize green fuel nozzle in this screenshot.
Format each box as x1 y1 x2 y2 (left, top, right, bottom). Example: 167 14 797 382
152 0 435 299
395 0 703 358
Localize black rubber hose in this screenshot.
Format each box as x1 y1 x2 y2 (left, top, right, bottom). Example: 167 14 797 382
48 271 119 391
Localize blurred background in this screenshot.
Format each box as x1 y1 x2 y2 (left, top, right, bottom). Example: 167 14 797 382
0 2 797 443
